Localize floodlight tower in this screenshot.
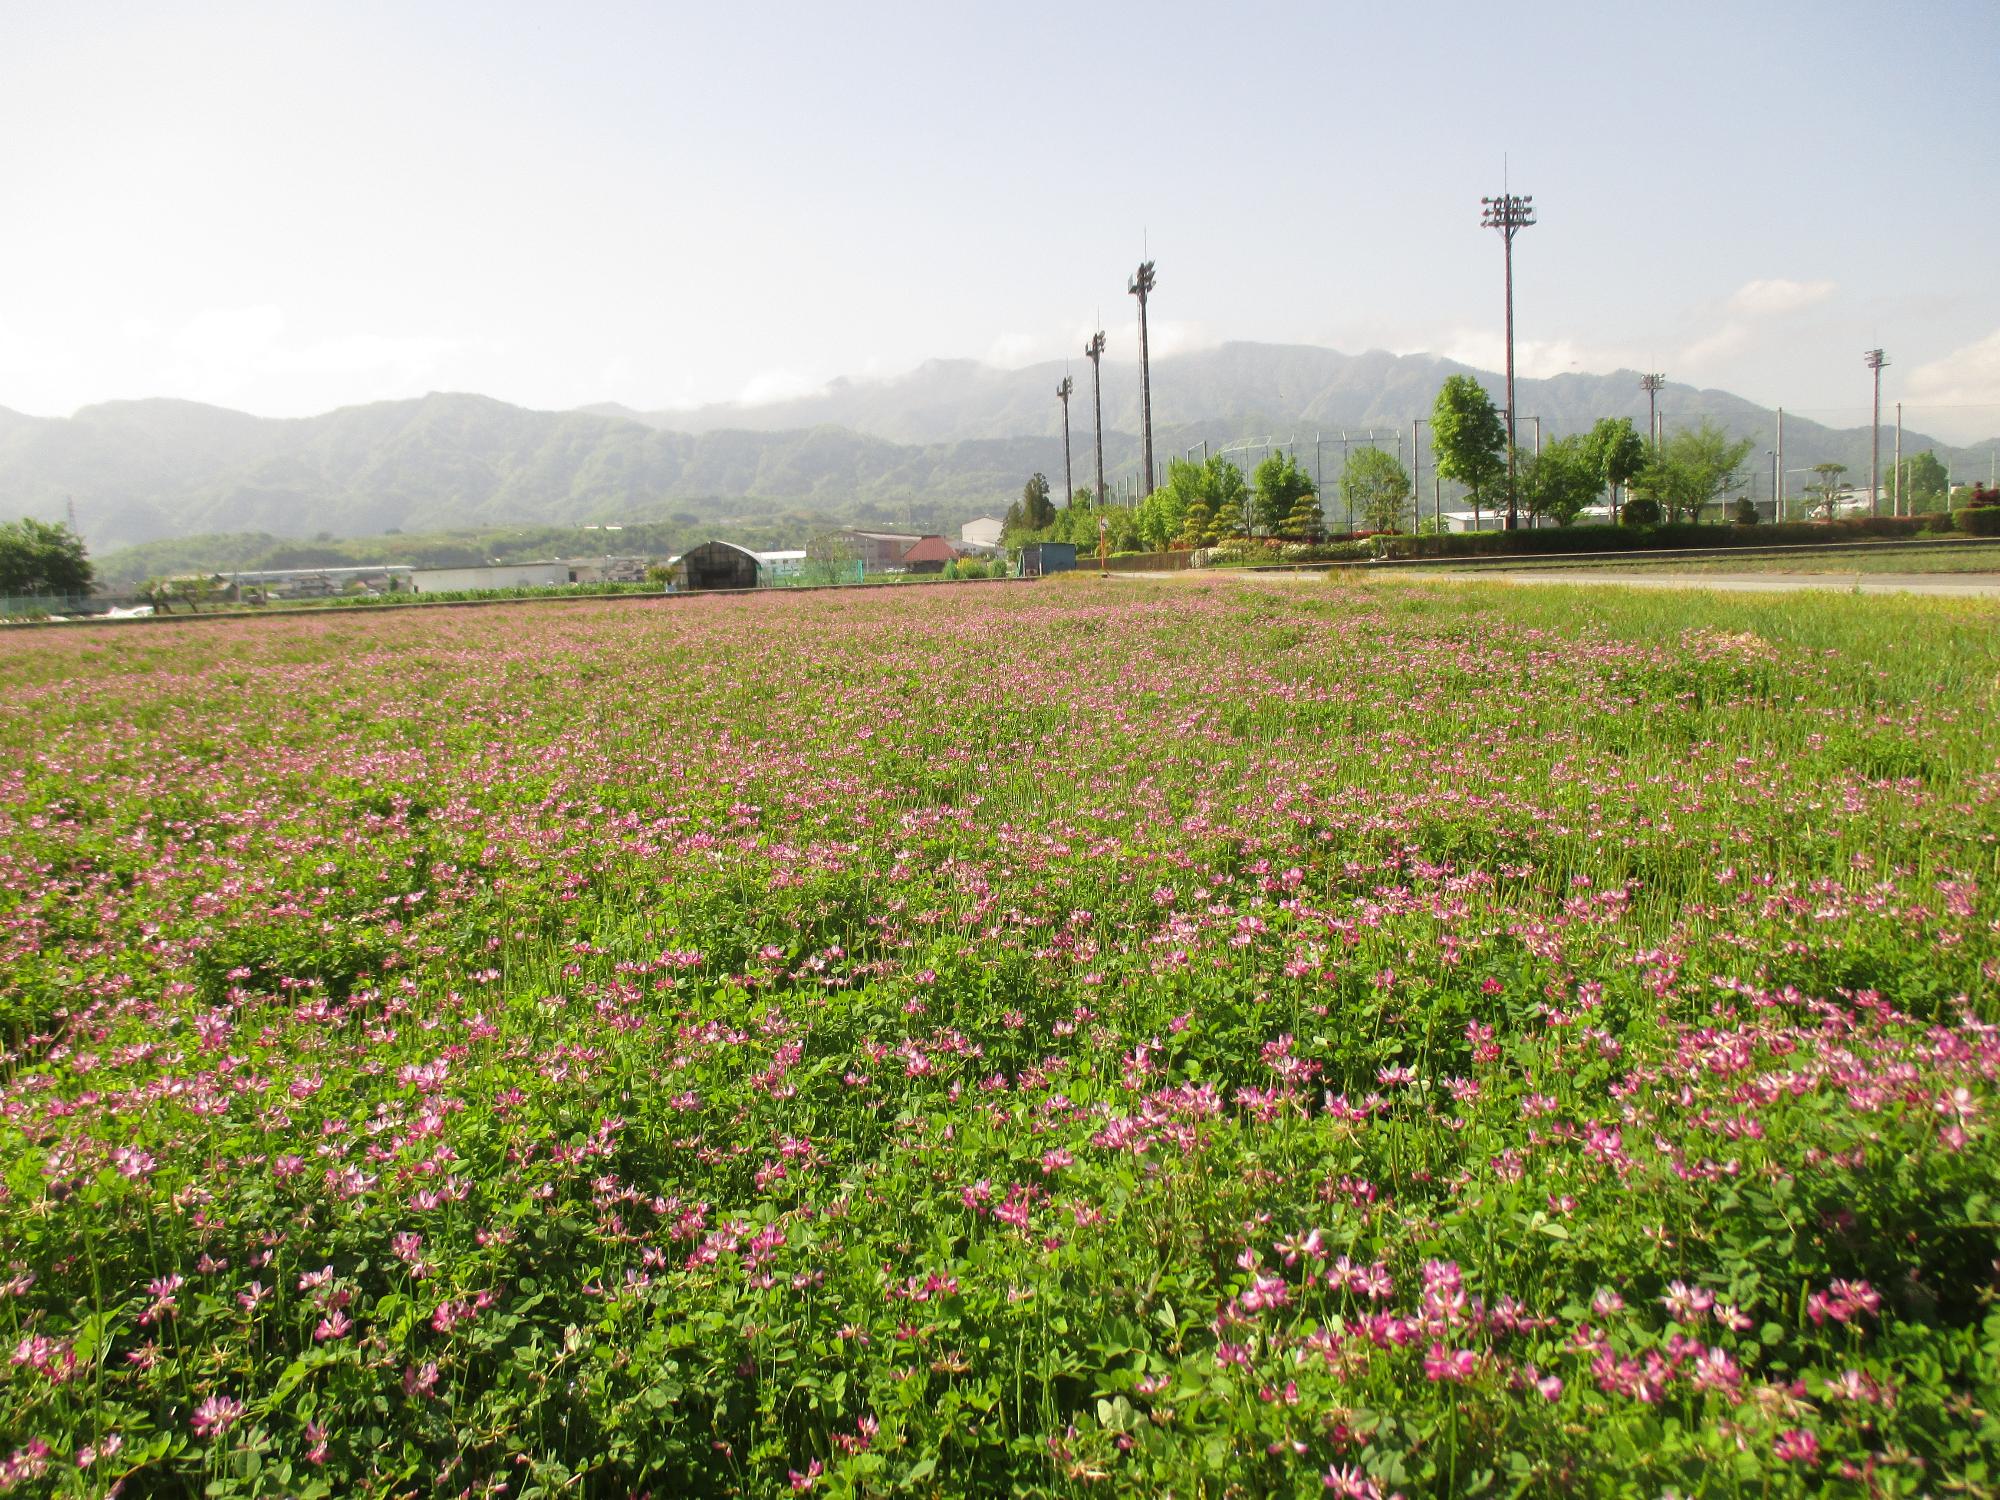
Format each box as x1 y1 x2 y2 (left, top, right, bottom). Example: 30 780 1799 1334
1129 260 1158 496
1480 188 1536 530
1084 330 1108 506
1056 375 1076 509
1864 348 1888 517
1639 373 1667 448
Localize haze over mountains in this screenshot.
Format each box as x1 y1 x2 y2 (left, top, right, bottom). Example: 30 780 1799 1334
3 343 1993 557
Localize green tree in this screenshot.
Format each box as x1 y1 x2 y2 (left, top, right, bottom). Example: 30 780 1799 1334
1177 497 1217 549
1633 421 1755 524
1430 376 1509 526
1019 473 1056 532
1144 454 1250 549
1212 494 1248 541
1252 449 1317 536
804 531 859 585
1803 463 1850 521
1340 447 1413 534
1583 416 1646 518
1281 488 1325 542
1071 487 1095 511
1887 450 1948 512
1136 485 1186 551
1518 436 1602 527
1203 455 1250 526
0 517 94 597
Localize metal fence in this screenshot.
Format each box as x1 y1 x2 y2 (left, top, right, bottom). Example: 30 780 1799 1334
0 594 147 620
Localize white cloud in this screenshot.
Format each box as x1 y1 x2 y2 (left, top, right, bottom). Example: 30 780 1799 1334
147 305 467 407
1676 278 1838 379
1902 327 2000 443
1681 322 1749 365
1140 318 1217 361
1728 278 1836 317
1437 329 1612 379
735 369 827 406
982 331 1045 367
268 332 463 379
975 318 1218 372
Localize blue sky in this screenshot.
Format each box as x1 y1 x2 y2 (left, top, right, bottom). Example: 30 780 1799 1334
2 0 1996 439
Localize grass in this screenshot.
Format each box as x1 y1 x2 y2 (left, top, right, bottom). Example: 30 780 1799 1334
0 576 1996 1497
1433 541 2000 577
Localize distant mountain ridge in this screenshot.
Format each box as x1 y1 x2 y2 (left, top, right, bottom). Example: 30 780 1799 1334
3 343 1992 555
593 343 2000 466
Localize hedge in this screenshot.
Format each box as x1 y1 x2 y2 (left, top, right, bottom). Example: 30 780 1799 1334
1369 514 1957 561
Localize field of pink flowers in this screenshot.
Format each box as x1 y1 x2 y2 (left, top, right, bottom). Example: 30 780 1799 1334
1 576 1997 1498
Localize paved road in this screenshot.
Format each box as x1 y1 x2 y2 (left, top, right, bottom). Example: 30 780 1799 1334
1109 568 2000 599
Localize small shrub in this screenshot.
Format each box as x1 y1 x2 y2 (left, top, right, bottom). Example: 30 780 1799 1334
1730 498 1759 525
1956 505 2000 537
1620 498 1663 528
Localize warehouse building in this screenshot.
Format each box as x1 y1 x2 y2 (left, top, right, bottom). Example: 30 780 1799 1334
677 540 762 591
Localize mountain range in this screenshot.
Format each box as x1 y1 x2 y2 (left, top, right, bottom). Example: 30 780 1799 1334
3 343 1993 559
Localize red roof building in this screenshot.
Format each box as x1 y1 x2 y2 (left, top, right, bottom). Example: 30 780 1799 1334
897 535 958 573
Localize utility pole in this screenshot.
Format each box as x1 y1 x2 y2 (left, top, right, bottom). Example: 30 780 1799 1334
1129 260 1157 496
1480 186 1536 530
1888 402 1904 520
1775 407 1785 521
1864 349 1887 517
1640 373 1666 449
1085 329 1107 507
1411 418 1422 534
1056 375 1075 510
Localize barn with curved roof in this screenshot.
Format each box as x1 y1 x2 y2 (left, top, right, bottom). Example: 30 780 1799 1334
678 541 761 592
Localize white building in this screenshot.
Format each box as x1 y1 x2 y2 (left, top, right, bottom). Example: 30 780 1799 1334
960 516 1006 548
754 550 807 582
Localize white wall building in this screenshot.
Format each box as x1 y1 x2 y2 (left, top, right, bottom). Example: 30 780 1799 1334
410 563 569 593
961 516 1005 548
754 550 807 581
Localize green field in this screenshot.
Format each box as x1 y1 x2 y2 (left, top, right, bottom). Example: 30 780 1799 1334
1 578 1996 1497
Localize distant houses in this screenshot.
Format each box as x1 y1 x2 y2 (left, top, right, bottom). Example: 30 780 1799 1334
172 529 1013 608
410 555 649 593
810 527 993 575
830 529 928 570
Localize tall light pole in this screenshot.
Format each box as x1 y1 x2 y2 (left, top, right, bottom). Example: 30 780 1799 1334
1056 375 1076 509
1640 373 1666 449
1085 330 1107 507
1864 348 1887 517
1480 188 1536 530
1128 260 1157 496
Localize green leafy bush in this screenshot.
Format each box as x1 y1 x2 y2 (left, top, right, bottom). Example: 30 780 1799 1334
1370 513 1961 560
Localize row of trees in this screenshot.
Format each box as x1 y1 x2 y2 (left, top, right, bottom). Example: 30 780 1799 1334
1427 374 1728 528
1006 451 1328 554
1011 374 1968 549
